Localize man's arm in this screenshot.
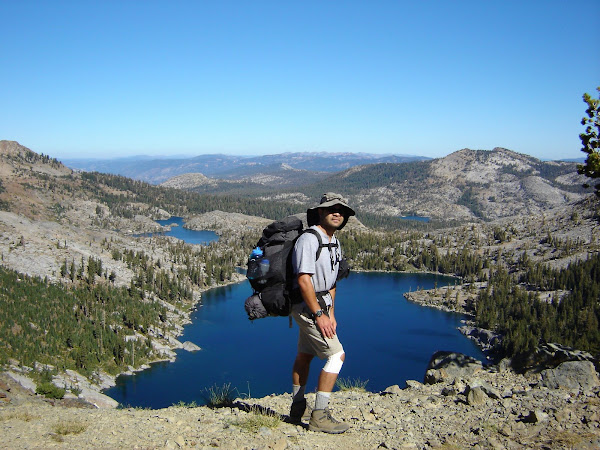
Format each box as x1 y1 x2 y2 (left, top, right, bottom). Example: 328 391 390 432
328 286 337 333
297 273 336 339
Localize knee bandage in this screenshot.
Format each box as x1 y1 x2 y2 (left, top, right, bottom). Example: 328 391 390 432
323 351 345 374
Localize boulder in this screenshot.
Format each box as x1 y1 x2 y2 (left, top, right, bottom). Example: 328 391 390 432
382 385 403 395
539 360 600 393
522 409 549 423
78 388 119 409
424 351 483 384
466 386 488 405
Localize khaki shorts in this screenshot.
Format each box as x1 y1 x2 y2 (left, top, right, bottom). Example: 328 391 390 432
291 302 344 359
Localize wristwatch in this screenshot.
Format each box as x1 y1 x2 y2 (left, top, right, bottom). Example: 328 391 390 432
313 309 324 318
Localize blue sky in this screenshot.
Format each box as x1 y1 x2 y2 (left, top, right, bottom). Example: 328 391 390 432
1 1 598 161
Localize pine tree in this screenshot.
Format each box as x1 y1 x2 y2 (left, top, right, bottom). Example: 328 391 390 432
577 87 600 197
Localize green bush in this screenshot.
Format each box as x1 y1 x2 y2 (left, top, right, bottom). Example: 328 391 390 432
36 382 65 399
336 377 369 392
202 382 237 408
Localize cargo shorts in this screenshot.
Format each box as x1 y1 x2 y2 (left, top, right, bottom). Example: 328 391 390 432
291 297 344 359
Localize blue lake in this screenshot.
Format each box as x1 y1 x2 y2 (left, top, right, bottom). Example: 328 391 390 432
143 216 219 245
400 215 430 223
104 271 486 409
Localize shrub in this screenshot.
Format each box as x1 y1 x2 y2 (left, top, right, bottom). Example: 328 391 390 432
202 382 237 408
52 420 87 441
36 382 66 399
231 405 281 433
336 377 369 392
54 420 87 435
69 385 82 396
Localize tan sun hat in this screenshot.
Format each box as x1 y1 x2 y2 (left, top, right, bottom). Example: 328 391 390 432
307 192 355 230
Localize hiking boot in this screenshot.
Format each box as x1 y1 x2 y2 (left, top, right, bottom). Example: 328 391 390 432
308 408 349 434
288 398 311 424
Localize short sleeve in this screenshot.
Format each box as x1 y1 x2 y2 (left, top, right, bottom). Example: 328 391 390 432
292 232 320 275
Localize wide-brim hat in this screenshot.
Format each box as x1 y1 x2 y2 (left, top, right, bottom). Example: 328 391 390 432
307 192 355 230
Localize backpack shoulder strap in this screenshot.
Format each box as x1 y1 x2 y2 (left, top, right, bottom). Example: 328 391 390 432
303 228 338 261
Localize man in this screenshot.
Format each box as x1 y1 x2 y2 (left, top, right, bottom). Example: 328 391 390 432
289 192 355 433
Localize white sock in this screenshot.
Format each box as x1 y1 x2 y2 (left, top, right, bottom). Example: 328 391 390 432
314 391 331 410
292 384 306 403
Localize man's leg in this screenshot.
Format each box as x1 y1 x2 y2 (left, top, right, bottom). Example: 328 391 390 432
289 352 313 424
314 352 345 410
292 352 313 386
309 351 349 434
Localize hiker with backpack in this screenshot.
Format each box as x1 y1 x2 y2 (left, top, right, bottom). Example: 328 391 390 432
288 193 355 434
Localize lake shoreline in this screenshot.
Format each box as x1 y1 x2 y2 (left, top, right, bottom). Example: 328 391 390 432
4 265 481 410
103 268 478 405
104 270 487 409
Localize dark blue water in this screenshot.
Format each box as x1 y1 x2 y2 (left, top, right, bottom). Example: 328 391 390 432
145 217 219 245
105 272 485 409
401 215 430 222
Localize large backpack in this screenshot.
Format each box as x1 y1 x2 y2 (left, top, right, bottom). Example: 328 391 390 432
244 215 349 320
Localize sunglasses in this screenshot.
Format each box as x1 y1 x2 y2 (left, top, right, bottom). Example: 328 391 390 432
324 206 346 215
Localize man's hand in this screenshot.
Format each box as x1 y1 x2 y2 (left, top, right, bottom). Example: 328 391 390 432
316 314 336 339
329 314 337 334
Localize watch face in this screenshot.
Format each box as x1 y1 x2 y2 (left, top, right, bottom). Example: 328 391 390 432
315 310 322 317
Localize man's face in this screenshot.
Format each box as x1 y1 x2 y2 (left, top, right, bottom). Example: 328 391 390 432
318 205 346 230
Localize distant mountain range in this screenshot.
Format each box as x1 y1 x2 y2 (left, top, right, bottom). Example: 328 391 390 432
62 152 429 185
4 140 591 222
156 147 588 221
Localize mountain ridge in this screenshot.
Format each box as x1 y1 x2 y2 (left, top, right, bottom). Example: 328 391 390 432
164 147 589 222
62 151 429 184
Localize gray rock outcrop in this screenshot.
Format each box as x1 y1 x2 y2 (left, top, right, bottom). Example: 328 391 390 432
459 325 502 352
540 360 600 393
182 341 201 352
511 342 597 374
424 350 484 384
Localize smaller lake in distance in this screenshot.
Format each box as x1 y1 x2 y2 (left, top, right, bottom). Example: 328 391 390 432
142 217 219 245
400 215 430 223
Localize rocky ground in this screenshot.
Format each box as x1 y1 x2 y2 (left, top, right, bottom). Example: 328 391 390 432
2 353 600 449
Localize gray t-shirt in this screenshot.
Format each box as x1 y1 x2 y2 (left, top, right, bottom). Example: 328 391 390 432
292 226 341 299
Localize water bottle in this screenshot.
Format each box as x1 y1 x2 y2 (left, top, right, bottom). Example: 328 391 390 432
247 247 263 280
259 258 270 278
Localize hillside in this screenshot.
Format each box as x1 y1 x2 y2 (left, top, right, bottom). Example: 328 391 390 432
160 147 588 222
160 163 327 193
309 148 588 221
0 140 258 393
